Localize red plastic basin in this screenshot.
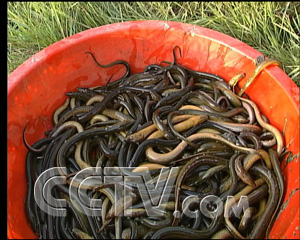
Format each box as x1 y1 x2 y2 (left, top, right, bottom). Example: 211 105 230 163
8 20 299 239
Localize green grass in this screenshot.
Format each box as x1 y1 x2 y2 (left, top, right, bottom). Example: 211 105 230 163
8 2 300 85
